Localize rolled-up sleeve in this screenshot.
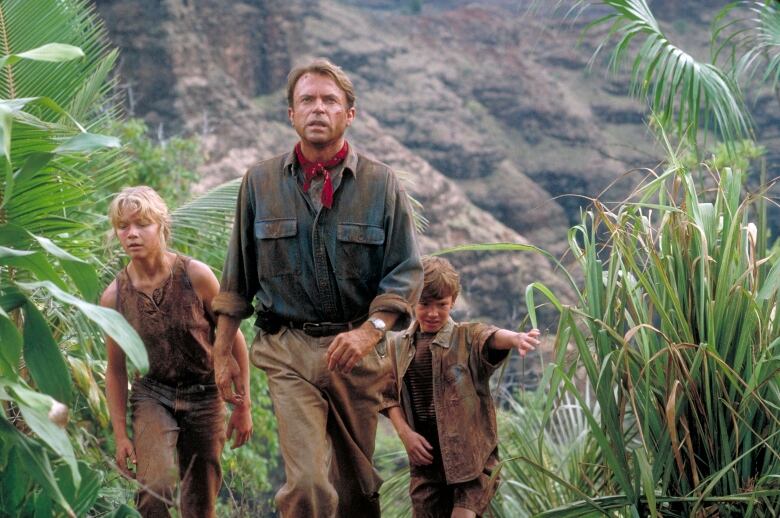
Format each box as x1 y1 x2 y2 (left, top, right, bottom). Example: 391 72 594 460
214 172 258 319
378 335 402 416
370 172 423 331
472 324 505 380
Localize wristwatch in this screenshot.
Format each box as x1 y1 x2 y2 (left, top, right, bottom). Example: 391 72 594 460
368 317 388 357
368 317 387 334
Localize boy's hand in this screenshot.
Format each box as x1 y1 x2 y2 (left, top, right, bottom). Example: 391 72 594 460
115 436 136 478
491 328 541 356
227 404 253 449
513 328 540 357
401 430 434 466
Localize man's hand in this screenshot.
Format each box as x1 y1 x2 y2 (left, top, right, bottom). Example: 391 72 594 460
115 436 136 478
215 353 245 406
400 429 434 466
326 324 382 373
226 405 253 449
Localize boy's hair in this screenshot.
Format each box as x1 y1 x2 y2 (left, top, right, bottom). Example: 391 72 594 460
286 58 356 109
421 255 460 302
108 186 171 248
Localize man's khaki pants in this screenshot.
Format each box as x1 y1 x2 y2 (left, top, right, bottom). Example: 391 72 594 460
252 326 386 518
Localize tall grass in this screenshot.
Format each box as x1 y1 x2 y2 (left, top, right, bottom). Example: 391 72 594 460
381 152 780 516
524 152 780 516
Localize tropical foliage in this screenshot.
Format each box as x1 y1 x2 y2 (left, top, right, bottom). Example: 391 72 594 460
485 1 780 516
525 152 780 516
381 2 780 517
0 0 149 515
538 0 780 155
5 0 780 516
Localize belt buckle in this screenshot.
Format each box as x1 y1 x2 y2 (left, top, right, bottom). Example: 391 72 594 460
302 322 318 333
301 322 346 337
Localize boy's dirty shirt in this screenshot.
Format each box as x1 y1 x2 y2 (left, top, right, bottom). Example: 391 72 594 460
381 317 506 484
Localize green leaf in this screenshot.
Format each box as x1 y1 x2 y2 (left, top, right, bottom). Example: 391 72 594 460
0 246 67 290
0 415 74 517
757 257 780 301
33 488 54 518
31 234 100 302
16 43 84 63
3 383 80 492
0 104 12 162
561 0 750 149
0 97 40 160
55 461 102 517
636 448 658 518
104 504 142 518
0 286 27 312
22 301 72 406
0 315 22 378
16 152 53 183
17 281 148 373
54 132 120 154
0 223 34 247
525 281 565 330
1 447 30 513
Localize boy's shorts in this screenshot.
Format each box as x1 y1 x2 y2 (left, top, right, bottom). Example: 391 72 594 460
409 449 500 518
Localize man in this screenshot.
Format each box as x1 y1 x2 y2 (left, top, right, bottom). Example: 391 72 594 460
212 58 422 517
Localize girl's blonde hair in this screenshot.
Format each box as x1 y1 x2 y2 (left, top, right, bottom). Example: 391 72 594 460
108 186 171 248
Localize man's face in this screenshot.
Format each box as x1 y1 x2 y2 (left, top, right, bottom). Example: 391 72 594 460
415 295 454 333
288 72 355 150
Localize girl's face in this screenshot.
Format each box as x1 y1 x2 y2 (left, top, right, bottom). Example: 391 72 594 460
115 210 163 259
415 295 454 333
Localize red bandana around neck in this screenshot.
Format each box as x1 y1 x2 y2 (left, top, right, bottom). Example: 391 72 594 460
294 141 349 209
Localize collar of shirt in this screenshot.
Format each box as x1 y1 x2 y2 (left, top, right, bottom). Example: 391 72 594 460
282 144 359 179
403 317 456 349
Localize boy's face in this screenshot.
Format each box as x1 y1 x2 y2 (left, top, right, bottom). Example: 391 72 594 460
415 295 454 333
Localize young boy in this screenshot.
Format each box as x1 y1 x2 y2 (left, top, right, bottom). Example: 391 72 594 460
382 256 540 518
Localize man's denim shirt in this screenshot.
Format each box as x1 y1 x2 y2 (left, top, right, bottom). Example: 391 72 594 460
381 318 506 484
214 145 422 328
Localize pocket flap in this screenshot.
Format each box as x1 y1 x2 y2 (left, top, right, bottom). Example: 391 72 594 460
255 218 297 239
337 223 385 245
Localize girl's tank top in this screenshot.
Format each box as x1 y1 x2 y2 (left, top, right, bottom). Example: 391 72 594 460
116 255 216 385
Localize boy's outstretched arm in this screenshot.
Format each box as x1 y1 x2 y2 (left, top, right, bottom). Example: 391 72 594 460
489 328 541 356
387 406 433 466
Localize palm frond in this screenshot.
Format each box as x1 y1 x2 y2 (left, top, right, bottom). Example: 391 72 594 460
541 0 752 150
0 0 124 255
0 0 117 121
719 1 780 88
170 178 242 272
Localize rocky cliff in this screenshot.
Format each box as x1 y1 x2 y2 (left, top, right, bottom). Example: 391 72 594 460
94 0 779 330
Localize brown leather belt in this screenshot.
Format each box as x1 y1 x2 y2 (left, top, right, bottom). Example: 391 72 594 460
256 311 366 337
292 321 354 337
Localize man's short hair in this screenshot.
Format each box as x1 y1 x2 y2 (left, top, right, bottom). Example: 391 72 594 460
421 255 461 302
286 58 356 109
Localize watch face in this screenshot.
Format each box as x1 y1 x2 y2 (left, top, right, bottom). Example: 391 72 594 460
371 318 386 332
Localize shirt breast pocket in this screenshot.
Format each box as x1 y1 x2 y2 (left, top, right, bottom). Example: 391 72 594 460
336 223 385 280
255 218 300 277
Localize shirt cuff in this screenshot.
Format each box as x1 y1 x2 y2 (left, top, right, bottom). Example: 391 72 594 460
378 399 400 417
213 292 254 319
476 326 508 367
369 293 413 331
